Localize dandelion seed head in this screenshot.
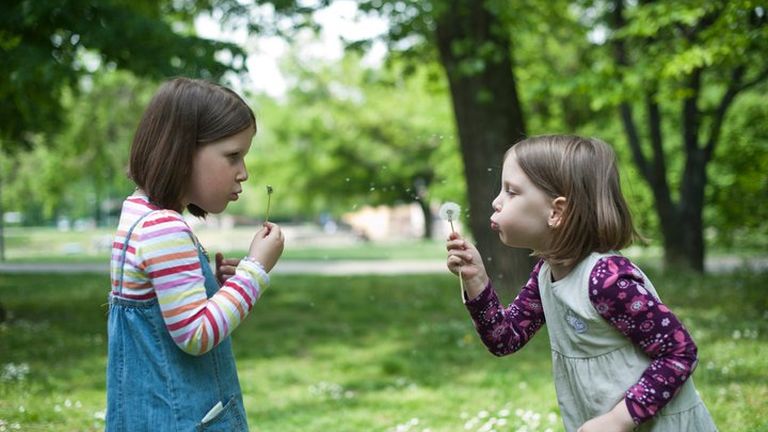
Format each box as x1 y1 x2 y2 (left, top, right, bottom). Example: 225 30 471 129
439 202 461 221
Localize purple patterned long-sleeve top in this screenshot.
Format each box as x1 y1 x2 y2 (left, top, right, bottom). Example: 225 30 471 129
464 256 698 425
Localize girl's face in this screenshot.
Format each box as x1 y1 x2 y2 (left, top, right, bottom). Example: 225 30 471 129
490 153 557 250
185 127 254 214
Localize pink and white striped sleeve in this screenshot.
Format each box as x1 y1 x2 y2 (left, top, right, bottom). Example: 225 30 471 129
136 211 269 355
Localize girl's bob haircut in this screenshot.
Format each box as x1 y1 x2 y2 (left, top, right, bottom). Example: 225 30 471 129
129 77 256 217
508 135 638 267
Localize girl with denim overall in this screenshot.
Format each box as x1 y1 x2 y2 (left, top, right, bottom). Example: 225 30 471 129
106 78 284 431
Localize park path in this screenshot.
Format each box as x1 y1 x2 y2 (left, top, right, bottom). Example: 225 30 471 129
0 256 766 275
0 259 447 275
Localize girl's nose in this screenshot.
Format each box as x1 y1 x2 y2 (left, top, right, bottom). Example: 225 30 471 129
491 194 501 212
237 163 248 182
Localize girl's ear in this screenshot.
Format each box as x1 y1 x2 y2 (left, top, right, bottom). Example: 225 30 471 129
548 197 567 228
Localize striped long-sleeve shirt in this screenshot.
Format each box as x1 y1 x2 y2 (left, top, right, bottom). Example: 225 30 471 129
110 195 269 355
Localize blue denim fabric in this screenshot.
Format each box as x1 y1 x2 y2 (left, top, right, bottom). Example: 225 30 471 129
106 211 248 431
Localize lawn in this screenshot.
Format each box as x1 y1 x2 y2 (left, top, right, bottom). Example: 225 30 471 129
1 270 767 431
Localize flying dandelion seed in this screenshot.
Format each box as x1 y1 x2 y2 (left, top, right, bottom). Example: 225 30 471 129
439 202 465 297
265 185 274 224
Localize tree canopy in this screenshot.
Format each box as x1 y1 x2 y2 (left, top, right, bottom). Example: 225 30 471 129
1 0 766 273
0 0 247 149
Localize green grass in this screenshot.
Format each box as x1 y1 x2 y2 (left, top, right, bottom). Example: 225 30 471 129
1 270 767 431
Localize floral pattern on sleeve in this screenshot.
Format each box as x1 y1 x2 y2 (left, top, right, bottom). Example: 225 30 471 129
589 256 699 425
465 260 546 356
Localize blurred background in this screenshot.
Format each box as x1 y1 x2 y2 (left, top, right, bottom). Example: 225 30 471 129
1 0 765 274
1 1 767 431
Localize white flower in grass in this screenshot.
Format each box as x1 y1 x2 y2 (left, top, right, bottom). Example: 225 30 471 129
1 363 29 381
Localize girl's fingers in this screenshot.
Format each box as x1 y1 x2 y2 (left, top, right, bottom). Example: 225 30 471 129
446 240 466 251
447 250 473 262
215 252 224 269
219 265 235 275
447 253 473 266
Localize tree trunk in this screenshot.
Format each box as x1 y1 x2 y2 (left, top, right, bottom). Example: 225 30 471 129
611 0 706 272
667 70 706 271
416 196 433 240
434 0 533 287
0 161 5 322
0 175 4 262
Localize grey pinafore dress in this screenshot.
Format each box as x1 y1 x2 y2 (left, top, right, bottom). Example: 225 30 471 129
538 252 717 431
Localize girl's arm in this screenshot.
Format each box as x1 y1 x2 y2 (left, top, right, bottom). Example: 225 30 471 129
589 256 699 425
464 260 547 356
137 211 270 355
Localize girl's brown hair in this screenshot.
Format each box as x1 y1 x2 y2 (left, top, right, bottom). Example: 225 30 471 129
129 77 256 217
509 135 637 267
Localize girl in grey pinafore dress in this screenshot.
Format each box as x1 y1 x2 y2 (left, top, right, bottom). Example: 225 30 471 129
539 252 716 431
447 135 718 431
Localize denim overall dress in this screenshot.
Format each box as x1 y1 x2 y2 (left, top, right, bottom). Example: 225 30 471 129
106 211 249 431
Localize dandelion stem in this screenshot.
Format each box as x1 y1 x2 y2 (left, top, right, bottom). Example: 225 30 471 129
449 217 464 298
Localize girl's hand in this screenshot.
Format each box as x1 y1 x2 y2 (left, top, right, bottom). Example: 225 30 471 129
247 222 285 273
446 232 489 299
577 400 635 432
215 252 241 285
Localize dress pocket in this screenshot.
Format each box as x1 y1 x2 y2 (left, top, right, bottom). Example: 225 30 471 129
196 396 247 432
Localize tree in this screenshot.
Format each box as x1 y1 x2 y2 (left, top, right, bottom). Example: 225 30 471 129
430 1 535 283
230 0 536 284
593 0 768 271
0 0 247 149
2 72 153 226
707 92 768 249
0 0 247 319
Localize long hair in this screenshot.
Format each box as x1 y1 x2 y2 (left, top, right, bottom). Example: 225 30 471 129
129 78 255 217
508 135 637 266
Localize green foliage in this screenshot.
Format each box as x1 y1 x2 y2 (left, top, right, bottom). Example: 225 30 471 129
707 91 768 249
2 0 766 254
2 72 154 224
1 270 766 430
243 52 461 218
0 0 246 149
551 0 768 256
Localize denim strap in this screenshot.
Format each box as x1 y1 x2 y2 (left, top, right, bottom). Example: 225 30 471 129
116 210 156 295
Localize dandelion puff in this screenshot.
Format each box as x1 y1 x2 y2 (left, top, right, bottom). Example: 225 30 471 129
438 202 461 230
264 185 274 224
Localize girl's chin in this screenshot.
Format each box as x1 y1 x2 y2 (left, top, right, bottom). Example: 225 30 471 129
497 233 520 248
201 204 227 214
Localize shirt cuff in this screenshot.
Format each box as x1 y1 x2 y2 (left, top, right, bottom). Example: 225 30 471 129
237 258 271 293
